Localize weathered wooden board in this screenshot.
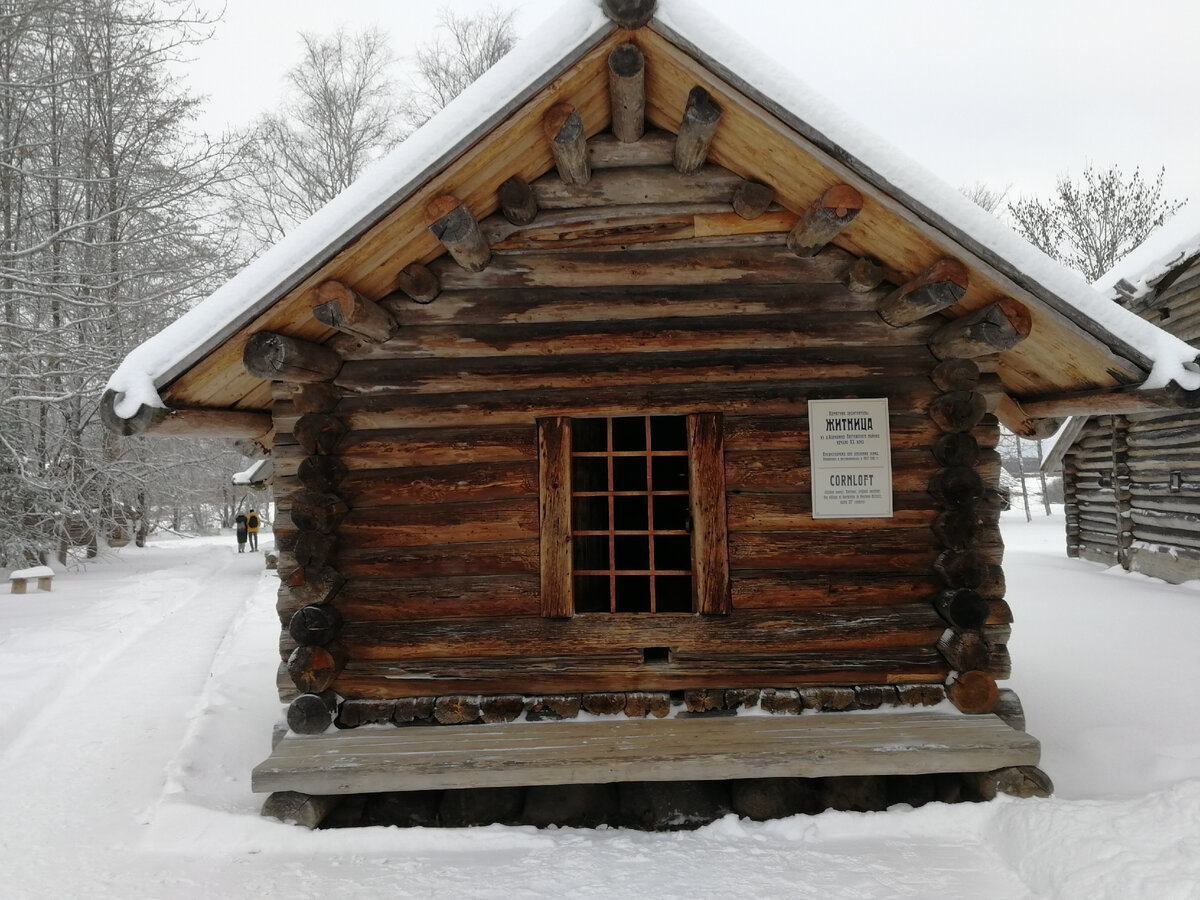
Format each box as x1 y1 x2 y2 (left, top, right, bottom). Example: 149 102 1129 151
251 710 1040 794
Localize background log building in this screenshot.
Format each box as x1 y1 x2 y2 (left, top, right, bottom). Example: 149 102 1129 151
104 0 1200 826
1045 228 1200 583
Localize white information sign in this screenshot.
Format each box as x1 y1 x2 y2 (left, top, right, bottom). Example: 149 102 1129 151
808 398 893 519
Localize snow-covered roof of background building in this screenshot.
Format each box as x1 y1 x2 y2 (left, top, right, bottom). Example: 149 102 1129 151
1095 213 1200 304
106 0 1200 424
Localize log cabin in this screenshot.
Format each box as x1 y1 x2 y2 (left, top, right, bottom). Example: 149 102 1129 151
1044 225 1200 583
104 0 1200 827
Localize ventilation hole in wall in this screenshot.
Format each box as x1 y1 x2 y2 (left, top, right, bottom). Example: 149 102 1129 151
643 646 671 665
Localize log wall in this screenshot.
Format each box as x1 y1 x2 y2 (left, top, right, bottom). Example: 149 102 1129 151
1061 256 1200 582
266 152 1011 708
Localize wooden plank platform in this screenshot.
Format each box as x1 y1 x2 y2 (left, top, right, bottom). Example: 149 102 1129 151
252 710 1040 795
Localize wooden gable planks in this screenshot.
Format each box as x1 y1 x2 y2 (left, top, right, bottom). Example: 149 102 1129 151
162 31 628 412
635 27 1145 397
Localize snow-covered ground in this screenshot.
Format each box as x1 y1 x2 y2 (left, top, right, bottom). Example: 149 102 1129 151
2 512 1199 899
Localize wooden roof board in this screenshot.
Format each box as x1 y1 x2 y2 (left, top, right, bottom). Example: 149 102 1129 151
133 4 1191 426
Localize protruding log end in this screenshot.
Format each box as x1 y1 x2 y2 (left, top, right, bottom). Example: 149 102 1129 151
290 490 349 534
933 587 990 629
877 258 970 326
310 280 397 343
288 604 344 646
732 180 774 220
287 643 347 694
846 256 886 293
100 389 165 437
929 390 989 433
243 332 343 383
544 103 591 186
393 263 441 304
261 791 341 829
931 358 981 393
290 382 340 415
929 298 1032 359
673 86 722 174
426 195 492 272
608 43 646 143
786 185 864 257
296 455 347 492
948 670 999 714
602 0 657 29
292 413 347 456
498 175 539 225
286 691 339 735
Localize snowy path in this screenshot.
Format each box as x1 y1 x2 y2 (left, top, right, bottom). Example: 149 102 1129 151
1 520 1199 898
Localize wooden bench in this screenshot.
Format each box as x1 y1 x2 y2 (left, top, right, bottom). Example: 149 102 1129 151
9 566 54 594
252 709 1040 796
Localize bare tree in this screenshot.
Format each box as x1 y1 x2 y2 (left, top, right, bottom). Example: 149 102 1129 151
1008 164 1187 281
229 26 403 250
402 7 515 129
960 181 1011 217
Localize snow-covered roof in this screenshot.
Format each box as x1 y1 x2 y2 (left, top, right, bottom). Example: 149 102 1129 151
106 0 1200 423
1095 214 1200 304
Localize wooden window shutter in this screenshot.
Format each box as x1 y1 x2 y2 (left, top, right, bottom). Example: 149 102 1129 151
687 413 731 614
538 416 573 617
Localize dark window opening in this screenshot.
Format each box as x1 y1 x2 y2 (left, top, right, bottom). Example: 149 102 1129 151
1170 471 1183 493
570 415 692 613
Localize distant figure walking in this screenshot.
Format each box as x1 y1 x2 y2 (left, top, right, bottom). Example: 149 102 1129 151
246 509 260 551
235 514 248 553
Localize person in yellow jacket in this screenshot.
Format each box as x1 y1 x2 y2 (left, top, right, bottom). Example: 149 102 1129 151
246 509 260 551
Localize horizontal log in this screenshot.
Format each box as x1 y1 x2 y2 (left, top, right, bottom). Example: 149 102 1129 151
333 376 939 432
730 533 937 573
310 280 397 343
786 185 863 257
929 300 1032 360
1017 385 1200 419
339 499 537 548
530 165 741 212
337 604 946 661
334 424 536 469
337 541 539 579
724 448 935 493
346 313 937 359
877 259 969 327
336 575 541 621
338 460 537 507
586 129 674 168
99 390 273 440
243 332 342 382
730 573 947 608
726 494 938 530
544 103 590 186
723 413 942 452
333 648 948 696
674 85 722 174
335 345 940 395
608 43 645 143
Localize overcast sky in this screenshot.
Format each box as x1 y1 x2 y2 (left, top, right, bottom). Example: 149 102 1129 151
186 0 1200 231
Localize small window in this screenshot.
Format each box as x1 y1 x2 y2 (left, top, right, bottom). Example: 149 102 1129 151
1169 471 1183 493
539 413 730 617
